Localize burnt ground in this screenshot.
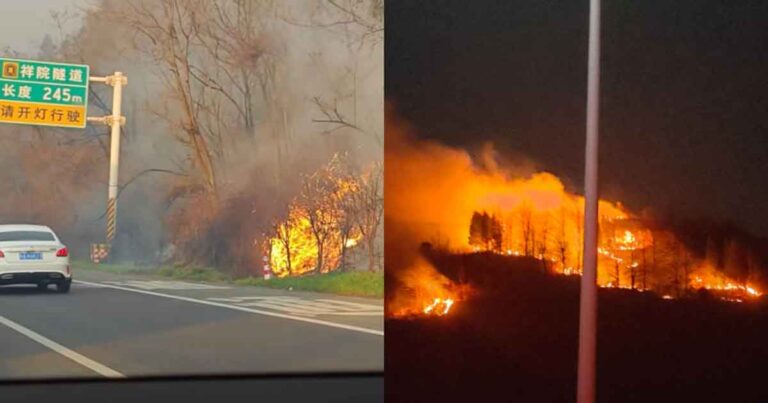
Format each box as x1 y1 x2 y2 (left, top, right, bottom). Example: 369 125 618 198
386 253 768 402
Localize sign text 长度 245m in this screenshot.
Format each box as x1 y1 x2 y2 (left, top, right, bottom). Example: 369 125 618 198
0 58 89 128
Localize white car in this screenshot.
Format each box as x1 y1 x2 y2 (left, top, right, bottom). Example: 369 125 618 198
0 225 71 293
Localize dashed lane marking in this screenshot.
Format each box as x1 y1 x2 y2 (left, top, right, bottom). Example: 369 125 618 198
206 296 383 317
100 280 230 290
74 280 383 337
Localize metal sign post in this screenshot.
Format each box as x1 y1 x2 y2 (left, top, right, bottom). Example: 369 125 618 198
88 72 127 250
577 1 601 402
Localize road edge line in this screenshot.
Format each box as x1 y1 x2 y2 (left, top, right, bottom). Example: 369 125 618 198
0 315 125 378
74 280 384 337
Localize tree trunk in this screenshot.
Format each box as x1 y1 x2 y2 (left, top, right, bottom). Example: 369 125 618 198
367 236 376 272
285 245 292 276
315 238 324 273
340 244 348 271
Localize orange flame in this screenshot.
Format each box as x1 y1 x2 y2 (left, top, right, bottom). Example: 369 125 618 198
423 298 455 316
267 171 362 277
388 256 468 318
689 263 762 298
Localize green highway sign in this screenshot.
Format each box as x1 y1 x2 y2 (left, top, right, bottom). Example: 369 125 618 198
0 58 89 128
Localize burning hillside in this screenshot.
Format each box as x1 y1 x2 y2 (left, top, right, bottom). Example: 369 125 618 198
385 117 763 317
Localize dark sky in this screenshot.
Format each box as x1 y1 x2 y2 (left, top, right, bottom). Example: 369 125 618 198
386 0 768 237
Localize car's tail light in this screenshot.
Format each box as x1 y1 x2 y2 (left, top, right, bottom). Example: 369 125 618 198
56 247 68 257
0 250 4 258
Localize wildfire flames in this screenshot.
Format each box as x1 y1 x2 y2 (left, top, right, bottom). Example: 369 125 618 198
387 256 469 318
268 212 318 277
423 298 455 316
266 157 364 277
386 118 763 317
267 203 363 277
690 270 761 298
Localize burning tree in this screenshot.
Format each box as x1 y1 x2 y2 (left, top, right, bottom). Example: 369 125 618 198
596 220 653 289
468 211 502 252
301 159 343 274
271 211 298 276
267 154 382 277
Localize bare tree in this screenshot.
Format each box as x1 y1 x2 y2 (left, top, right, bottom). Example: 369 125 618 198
350 161 383 271
330 156 362 271
123 0 219 193
281 0 383 46
280 0 383 148
193 0 276 131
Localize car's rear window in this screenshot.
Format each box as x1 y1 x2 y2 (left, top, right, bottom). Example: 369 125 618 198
0 231 55 242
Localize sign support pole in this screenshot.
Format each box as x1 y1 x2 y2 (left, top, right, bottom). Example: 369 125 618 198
577 1 601 403
88 72 127 250
106 72 126 246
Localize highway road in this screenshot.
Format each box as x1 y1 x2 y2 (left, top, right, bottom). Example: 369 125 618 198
0 268 383 380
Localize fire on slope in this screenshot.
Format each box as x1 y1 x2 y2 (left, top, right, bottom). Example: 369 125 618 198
387 256 471 318
424 297 455 316
385 119 762 318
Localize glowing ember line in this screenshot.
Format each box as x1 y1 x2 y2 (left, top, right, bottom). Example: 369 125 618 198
423 298 455 316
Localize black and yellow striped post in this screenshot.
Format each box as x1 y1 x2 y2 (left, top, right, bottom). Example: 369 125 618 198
106 197 117 245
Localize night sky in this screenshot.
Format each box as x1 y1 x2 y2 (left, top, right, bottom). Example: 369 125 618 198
386 0 768 237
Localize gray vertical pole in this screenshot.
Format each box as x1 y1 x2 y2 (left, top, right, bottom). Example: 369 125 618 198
577 0 601 402
106 72 126 247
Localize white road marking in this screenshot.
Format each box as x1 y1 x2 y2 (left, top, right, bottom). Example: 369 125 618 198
0 315 124 378
100 280 230 290
311 311 384 316
206 296 383 317
316 299 384 310
73 282 106 288
75 280 383 337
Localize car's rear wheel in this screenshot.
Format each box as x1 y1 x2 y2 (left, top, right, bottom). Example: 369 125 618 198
56 279 71 293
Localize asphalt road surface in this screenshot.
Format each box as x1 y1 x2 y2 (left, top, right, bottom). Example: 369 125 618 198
0 268 383 380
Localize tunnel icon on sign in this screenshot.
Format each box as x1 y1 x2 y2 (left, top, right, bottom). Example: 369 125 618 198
2 62 18 79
